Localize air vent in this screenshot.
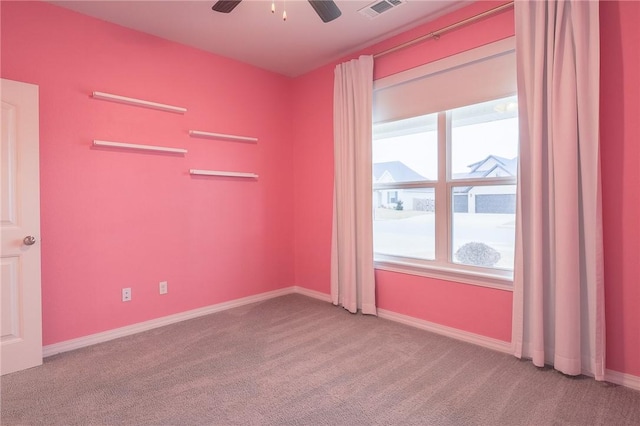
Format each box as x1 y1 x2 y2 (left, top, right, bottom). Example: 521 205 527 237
359 0 406 19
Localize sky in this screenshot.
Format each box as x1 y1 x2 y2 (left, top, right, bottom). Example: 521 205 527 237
373 116 519 180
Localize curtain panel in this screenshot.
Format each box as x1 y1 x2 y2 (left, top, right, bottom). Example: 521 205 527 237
512 0 605 379
331 55 377 315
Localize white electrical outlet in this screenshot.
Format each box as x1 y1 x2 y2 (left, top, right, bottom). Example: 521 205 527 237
122 287 132 302
159 281 168 295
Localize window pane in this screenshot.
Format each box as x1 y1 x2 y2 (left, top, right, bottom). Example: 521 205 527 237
451 96 518 180
451 185 516 270
374 188 435 260
373 114 438 182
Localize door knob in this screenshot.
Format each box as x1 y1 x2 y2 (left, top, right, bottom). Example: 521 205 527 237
23 236 36 246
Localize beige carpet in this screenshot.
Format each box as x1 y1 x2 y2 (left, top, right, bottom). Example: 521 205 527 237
1 294 639 425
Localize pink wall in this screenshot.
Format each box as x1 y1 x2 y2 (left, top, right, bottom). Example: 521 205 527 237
1 1 294 345
293 1 515 343
2 0 638 378
291 66 335 295
292 0 640 376
600 0 640 377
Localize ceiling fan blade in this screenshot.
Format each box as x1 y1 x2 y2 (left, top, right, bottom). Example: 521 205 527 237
212 1 242 13
308 0 342 23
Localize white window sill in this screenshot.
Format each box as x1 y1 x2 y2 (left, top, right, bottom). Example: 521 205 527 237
374 258 513 292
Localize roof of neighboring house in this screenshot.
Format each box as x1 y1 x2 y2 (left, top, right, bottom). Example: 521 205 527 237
452 155 518 180
452 155 518 193
373 156 516 186
468 155 517 174
373 161 427 182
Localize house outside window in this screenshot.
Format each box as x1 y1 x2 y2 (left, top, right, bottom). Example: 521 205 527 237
373 95 518 272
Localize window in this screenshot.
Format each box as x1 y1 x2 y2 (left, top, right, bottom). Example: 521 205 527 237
371 38 517 288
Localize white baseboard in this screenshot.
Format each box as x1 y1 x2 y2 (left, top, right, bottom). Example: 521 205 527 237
292 286 332 303
43 286 640 393
377 308 512 354
292 287 511 354
43 287 297 357
377 308 640 391
605 368 640 391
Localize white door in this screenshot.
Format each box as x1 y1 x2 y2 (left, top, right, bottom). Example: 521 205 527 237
1 78 42 375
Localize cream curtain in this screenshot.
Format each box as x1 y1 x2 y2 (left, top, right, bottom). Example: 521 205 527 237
512 0 605 379
331 55 376 315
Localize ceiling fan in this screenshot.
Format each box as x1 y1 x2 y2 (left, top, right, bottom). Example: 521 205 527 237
212 1 342 23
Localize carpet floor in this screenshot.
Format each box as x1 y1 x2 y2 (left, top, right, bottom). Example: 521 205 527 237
1 294 639 425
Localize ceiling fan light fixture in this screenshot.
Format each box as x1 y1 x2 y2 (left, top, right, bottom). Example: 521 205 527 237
212 0 341 23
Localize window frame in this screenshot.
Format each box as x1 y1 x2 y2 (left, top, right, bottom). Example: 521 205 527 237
372 38 517 291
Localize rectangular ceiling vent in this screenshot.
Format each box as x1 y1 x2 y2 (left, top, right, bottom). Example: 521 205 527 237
359 0 407 19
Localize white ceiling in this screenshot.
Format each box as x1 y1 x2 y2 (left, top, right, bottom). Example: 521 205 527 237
50 0 467 77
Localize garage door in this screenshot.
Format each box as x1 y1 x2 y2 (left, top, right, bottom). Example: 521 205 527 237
475 194 516 214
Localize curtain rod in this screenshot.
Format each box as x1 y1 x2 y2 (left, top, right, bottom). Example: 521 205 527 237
373 2 514 59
